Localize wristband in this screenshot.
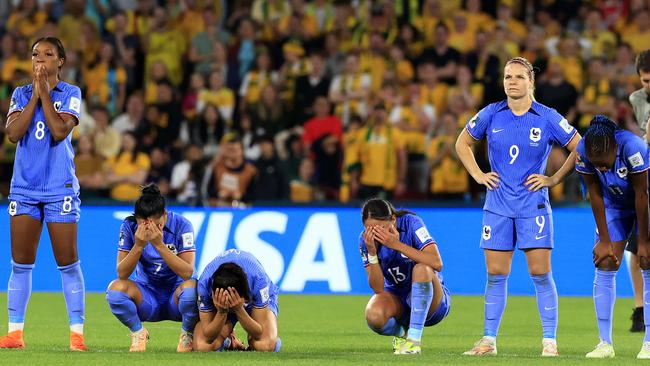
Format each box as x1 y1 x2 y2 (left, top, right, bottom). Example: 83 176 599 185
367 254 379 264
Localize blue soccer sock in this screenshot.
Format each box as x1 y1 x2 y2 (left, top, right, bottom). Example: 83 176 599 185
58 261 85 334
7 261 34 332
106 290 143 332
594 269 616 344
531 272 558 339
177 287 198 333
484 273 508 337
368 317 405 337
642 270 650 342
407 281 433 343
274 337 282 352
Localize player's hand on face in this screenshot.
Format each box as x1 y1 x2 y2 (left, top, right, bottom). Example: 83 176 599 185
213 288 229 313
363 226 378 255
148 219 164 246
476 171 499 190
373 225 400 249
226 287 245 311
592 240 618 267
134 224 149 247
35 65 49 93
525 174 557 191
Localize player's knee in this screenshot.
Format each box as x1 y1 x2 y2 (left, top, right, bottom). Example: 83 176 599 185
596 257 619 271
107 279 130 293
194 339 215 352
365 306 388 328
179 279 197 290
250 338 277 352
412 263 434 281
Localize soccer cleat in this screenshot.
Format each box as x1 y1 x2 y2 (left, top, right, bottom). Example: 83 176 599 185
638 342 650 359
129 328 149 352
631 307 644 332
394 340 421 354
176 331 193 353
585 341 615 358
392 336 407 352
541 338 558 357
463 336 497 356
0 330 25 349
69 332 88 351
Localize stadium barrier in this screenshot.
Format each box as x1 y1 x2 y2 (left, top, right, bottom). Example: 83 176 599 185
0 206 631 296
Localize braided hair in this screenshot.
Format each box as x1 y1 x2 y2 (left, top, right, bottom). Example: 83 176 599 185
584 115 618 159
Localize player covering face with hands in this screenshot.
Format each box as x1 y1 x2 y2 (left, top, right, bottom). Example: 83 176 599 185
359 198 451 354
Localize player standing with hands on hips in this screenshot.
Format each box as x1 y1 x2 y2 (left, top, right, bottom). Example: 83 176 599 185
456 57 581 357
0 37 86 351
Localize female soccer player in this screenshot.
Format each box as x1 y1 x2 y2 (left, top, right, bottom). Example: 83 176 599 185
0 37 86 351
194 249 280 352
105 184 198 352
359 198 451 355
576 116 650 359
455 57 581 356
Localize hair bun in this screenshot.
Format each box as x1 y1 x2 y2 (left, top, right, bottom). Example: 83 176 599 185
141 183 161 196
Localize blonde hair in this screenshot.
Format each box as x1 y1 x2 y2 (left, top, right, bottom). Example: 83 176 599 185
505 56 536 100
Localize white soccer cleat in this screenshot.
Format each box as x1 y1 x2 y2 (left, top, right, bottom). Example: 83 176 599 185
463 336 497 356
638 342 650 359
585 341 615 358
541 338 558 357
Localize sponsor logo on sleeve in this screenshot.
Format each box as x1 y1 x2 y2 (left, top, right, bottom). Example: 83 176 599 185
182 232 194 248
559 118 574 134
69 97 81 113
9 98 17 112
415 227 432 244
468 113 478 128
628 152 645 168
260 286 270 303
118 230 124 246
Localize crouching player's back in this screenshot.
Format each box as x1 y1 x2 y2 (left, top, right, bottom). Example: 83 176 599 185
194 249 281 352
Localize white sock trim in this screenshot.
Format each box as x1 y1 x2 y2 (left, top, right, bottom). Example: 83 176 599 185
8 323 23 332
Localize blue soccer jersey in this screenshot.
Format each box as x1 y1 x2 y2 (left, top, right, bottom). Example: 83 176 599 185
7 81 81 200
576 129 650 213
359 214 438 293
465 100 577 218
118 211 196 288
197 249 279 313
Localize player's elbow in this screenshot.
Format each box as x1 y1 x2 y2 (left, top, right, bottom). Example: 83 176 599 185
50 129 68 142
432 258 443 272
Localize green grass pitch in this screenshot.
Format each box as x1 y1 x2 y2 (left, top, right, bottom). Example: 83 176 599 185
0 293 645 365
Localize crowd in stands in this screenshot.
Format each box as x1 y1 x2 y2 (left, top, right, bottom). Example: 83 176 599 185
0 0 647 206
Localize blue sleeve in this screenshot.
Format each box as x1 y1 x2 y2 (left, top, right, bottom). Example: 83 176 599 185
623 136 650 173
575 140 596 174
175 218 196 253
197 274 215 312
358 233 370 267
407 215 435 250
251 274 271 308
465 103 494 140
59 85 81 123
546 109 576 147
7 87 27 116
118 221 135 252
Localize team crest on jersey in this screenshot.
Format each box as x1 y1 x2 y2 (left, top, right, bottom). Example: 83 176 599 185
530 127 542 143
8 201 17 216
628 152 645 168
468 113 479 128
166 243 178 254
482 225 492 240
617 167 628 178
359 247 367 261
53 101 62 111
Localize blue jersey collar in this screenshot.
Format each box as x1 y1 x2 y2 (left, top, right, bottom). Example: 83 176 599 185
496 100 541 116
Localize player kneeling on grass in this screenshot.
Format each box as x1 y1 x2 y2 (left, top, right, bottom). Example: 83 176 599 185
359 198 451 355
194 249 280 352
576 116 650 359
105 184 198 352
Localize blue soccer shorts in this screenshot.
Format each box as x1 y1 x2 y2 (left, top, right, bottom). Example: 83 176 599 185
479 211 554 250
8 193 80 223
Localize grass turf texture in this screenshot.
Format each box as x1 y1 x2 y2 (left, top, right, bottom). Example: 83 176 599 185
0 293 644 365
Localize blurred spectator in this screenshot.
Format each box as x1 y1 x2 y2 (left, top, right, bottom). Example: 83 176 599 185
83 40 127 116
577 57 615 131
290 158 315 203
198 69 235 125
301 96 342 153
622 9 650 54
294 51 331 124
105 132 151 201
182 72 205 121
153 80 183 149
205 134 257 207
416 62 447 117
189 10 230 75
427 112 468 200
146 147 172 196
144 7 186 86
1 34 31 89
329 53 371 126
105 11 140 93
171 143 203 204
92 106 121 159
419 21 460 84
395 23 423 62
238 113 262 161
465 29 501 104
74 134 105 197
239 49 277 111
192 104 225 159
537 60 578 124
112 92 145 134
248 84 288 137
6 0 47 39
254 135 289 201
312 133 342 200
582 7 617 59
